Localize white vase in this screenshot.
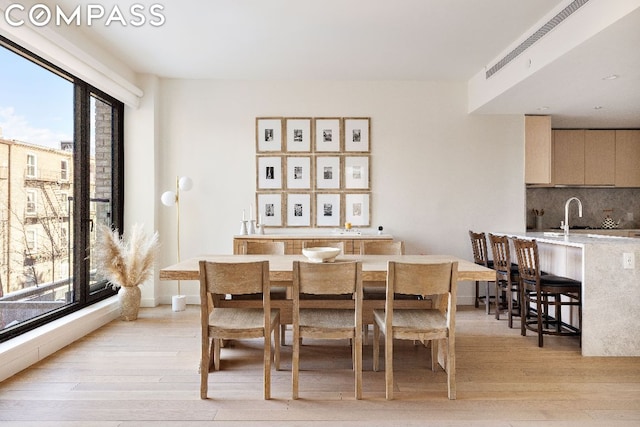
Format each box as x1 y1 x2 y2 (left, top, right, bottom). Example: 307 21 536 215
118 286 141 321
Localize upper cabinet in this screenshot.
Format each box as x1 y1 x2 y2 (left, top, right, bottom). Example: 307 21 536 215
525 115 552 184
615 130 640 187
553 130 615 186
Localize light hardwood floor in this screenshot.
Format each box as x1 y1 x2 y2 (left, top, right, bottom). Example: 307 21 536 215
1 305 639 426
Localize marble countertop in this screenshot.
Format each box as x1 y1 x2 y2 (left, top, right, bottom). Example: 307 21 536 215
498 231 640 248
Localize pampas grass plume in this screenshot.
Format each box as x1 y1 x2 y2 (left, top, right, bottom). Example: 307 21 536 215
95 224 159 288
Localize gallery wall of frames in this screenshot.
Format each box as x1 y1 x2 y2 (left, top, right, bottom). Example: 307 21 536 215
255 117 371 228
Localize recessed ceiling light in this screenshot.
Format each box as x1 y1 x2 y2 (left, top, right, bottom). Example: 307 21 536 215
536 106 549 111
593 106 603 110
602 74 619 80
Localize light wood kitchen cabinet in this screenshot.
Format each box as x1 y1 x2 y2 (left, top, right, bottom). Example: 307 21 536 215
553 129 615 186
585 130 615 185
525 115 552 184
553 129 585 185
615 130 640 187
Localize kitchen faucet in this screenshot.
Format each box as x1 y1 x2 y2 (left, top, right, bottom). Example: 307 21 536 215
562 197 583 236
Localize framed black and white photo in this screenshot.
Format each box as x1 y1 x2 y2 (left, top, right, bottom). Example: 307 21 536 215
315 193 341 227
256 192 284 227
256 117 283 152
285 117 312 152
344 156 370 189
286 193 312 227
257 156 283 190
344 117 370 152
314 118 341 152
286 156 312 189
345 193 370 226
315 156 341 189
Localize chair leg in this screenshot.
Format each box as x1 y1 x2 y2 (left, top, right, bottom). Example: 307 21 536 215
474 280 479 308
274 322 281 371
355 332 362 400
431 339 438 372
200 338 210 399
385 334 393 400
485 281 491 315
264 330 271 400
372 322 380 371
213 338 221 371
447 336 456 400
536 292 544 348
495 281 502 320
280 324 286 346
292 329 300 399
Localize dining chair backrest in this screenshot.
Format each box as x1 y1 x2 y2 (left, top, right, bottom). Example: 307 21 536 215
469 230 490 267
302 240 345 253
293 260 361 296
512 237 540 286
387 261 457 301
488 233 511 274
242 240 285 255
360 240 404 255
200 260 270 300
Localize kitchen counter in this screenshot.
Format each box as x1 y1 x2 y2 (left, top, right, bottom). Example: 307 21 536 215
498 231 640 356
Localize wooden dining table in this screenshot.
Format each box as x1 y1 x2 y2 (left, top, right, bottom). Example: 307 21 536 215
160 254 494 321
159 253 495 283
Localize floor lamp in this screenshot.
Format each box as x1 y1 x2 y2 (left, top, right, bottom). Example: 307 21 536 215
161 175 193 312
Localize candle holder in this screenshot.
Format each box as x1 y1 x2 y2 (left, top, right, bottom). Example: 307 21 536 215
248 219 256 234
257 223 265 235
239 220 248 235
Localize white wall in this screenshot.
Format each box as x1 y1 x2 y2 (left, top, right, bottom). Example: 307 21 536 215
149 79 526 305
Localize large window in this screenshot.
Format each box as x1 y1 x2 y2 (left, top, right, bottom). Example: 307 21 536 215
0 36 124 341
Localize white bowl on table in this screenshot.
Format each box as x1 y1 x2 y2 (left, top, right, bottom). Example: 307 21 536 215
302 247 341 263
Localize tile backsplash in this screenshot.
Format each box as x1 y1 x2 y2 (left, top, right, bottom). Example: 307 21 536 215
526 187 640 230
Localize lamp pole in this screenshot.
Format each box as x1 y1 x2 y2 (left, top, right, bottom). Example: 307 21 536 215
161 175 193 311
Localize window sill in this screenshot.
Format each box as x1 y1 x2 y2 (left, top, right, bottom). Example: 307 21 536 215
0 296 119 382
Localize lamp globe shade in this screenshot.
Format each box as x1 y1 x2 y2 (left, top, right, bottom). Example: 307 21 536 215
161 190 176 206
178 176 193 192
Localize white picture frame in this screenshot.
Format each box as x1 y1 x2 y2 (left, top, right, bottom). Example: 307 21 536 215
256 117 283 152
286 156 312 189
286 193 312 227
344 117 370 152
257 156 283 190
285 117 312 152
345 193 370 226
315 193 342 227
315 156 341 190
257 192 284 227
344 156 370 189
314 117 341 152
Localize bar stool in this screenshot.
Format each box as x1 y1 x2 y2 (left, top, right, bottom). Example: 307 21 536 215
488 233 520 328
468 230 495 314
512 237 582 347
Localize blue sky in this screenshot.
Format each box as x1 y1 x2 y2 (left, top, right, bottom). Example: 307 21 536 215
0 46 74 149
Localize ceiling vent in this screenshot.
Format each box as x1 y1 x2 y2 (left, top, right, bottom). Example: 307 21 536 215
485 0 590 79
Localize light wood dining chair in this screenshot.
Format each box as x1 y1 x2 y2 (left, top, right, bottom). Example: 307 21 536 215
360 240 405 343
373 261 458 400
239 240 288 342
198 260 281 400
291 260 363 400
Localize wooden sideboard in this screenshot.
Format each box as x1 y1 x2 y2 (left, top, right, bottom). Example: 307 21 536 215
233 234 394 255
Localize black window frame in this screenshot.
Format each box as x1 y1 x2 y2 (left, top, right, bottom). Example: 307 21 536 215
0 35 125 342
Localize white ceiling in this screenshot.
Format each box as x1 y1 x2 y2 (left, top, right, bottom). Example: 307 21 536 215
45 0 640 128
